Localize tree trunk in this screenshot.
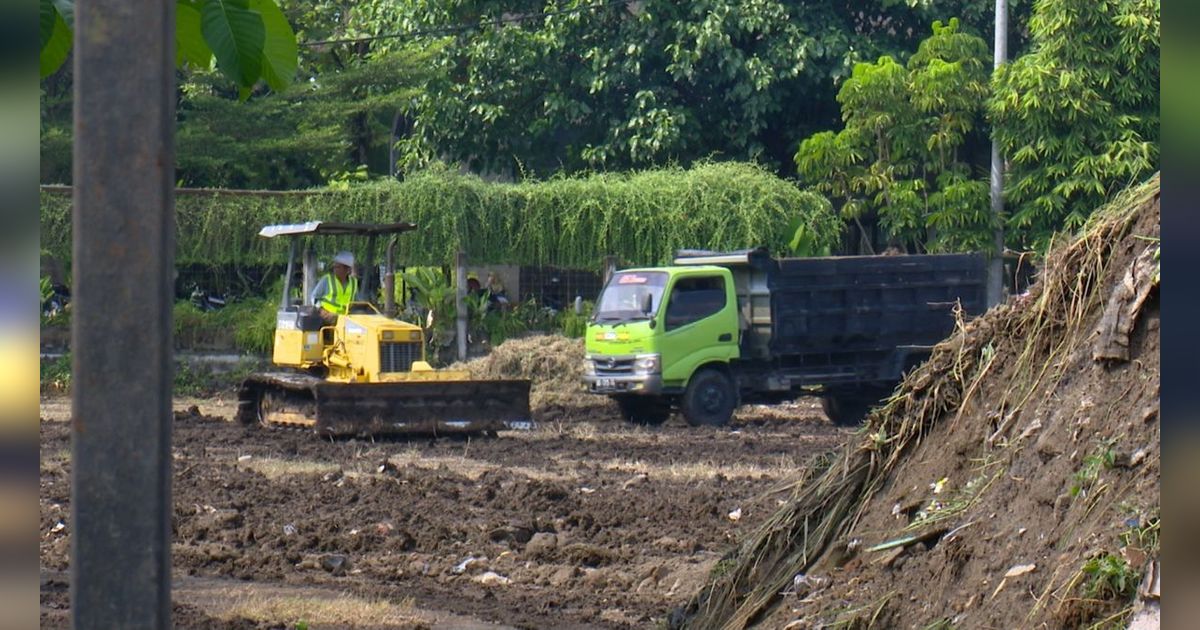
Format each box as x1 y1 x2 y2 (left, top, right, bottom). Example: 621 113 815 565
389 110 402 178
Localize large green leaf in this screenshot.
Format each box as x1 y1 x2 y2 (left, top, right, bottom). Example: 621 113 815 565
40 2 71 79
248 0 296 92
50 0 73 29
200 0 264 92
177 2 213 69
39 0 55 48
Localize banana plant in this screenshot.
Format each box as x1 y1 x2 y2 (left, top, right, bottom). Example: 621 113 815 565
399 267 455 332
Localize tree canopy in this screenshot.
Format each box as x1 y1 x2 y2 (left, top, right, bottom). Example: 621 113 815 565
988 0 1160 248
391 0 1030 177
795 18 994 254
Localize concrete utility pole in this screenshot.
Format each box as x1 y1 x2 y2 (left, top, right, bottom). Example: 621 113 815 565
987 0 1009 307
456 252 468 360
72 1 176 628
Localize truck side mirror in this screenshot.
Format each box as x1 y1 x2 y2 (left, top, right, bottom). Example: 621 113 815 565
640 292 653 315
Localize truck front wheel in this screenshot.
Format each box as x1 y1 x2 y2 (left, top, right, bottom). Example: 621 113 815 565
681 369 737 427
615 395 672 426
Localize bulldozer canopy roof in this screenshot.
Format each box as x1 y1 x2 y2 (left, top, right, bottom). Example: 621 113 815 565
259 221 418 239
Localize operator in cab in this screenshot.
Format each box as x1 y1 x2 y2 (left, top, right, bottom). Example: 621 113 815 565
311 250 358 323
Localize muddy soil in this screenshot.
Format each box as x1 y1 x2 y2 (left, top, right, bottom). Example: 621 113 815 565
40 397 849 628
758 182 1162 630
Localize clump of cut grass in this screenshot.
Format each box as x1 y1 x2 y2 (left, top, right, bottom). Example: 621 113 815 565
1071 440 1118 498
906 456 1003 531
1050 550 1142 629
1080 553 1138 601
452 334 618 418
382 452 559 482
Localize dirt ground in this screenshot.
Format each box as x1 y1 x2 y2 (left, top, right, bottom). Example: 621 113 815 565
39 394 851 629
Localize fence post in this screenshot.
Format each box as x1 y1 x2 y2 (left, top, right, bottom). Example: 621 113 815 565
603 255 618 285
456 251 468 361
71 0 175 628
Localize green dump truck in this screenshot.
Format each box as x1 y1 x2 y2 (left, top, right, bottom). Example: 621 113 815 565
582 248 987 427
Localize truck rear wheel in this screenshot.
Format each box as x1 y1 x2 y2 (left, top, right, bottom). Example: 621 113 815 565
681 369 737 427
822 387 889 427
615 396 672 426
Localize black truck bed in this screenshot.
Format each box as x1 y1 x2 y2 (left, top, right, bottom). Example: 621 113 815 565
768 253 986 355
722 250 987 387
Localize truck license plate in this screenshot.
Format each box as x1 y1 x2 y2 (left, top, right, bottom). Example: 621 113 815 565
596 378 615 388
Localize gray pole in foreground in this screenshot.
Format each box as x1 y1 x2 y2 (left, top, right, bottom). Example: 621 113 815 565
987 0 1008 307
71 1 175 628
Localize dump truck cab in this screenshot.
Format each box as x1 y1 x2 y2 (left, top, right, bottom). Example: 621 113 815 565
583 264 745 426
584 265 740 394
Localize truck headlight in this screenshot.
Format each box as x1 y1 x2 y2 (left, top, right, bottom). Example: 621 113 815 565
633 354 660 374
582 358 596 376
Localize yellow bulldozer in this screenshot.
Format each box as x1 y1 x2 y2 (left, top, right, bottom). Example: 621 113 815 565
236 221 531 437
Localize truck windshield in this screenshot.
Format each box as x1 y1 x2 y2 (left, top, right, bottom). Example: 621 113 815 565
594 271 667 322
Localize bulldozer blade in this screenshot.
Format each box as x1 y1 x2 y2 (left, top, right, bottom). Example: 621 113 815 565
238 372 532 437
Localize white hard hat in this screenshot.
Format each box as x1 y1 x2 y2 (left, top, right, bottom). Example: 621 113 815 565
333 251 355 267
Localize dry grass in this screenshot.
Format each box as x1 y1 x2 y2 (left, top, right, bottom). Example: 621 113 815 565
39 396 238 423
516 420 649 442
236 458 343 480
40 448 71 477
38 398 71 422
222 592 420 627
590 456 801 482
383 449 564 481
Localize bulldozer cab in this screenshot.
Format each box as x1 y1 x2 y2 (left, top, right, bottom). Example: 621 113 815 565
260 220 417 316
258 220 425 375
240 220 532 437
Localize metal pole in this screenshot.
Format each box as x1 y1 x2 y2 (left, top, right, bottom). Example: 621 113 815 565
987 0 1008 307
303 243 317 303
281 239 298 310
71 0 175 628
603 255 617 285
455 251 468 360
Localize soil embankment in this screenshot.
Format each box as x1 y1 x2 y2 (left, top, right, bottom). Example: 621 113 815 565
681 175 1160 629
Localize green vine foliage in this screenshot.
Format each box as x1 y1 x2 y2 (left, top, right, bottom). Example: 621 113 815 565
41 161 836 268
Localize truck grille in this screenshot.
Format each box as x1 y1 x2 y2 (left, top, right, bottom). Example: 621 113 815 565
593 357 634 376
379 342 421 373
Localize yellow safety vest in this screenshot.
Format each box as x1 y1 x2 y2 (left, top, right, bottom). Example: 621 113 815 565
318 274 358 315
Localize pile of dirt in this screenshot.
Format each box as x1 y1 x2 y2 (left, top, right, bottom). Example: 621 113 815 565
453 334 619 422
679 175 1161 629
